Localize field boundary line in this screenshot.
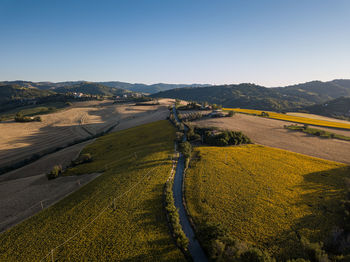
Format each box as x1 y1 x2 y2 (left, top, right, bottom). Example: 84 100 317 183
0 151 141 233
39 164 160 262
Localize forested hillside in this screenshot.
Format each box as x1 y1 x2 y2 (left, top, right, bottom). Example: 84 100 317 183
304 97 350 119
0 84 53 103
99 81 209 94
152 80 350 112
152 84 312 111
53 82 129 96
276 79 350 104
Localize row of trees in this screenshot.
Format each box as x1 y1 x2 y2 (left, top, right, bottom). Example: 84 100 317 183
186 126 251 146
164 179 189 254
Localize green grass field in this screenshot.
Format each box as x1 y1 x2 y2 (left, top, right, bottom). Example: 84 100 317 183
0 120 185 261
224 108 350 130
185 145 349 260
0 101 68 120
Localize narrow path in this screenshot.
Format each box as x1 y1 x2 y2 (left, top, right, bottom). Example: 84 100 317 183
172 107 208 262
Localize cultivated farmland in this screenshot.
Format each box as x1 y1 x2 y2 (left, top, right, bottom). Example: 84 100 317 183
0 99 172 232
0 120 185 261
184 145 349 260
224 108 350 129
193 113 350 164
0 99 172 172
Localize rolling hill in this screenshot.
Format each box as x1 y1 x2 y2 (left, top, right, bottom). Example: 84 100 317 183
276 79 350 104
152 80 350 112
0 81 131 98
303 96 350 119
0 80 208 95
2 79 350 114
0 84 54 103
99 81 210 94
53 82 130 96
152 84 311 111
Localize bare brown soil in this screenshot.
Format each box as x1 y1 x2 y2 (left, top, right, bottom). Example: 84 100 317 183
193 113 350 164
0 99 172 170
0 98 173 232
0 172 101 232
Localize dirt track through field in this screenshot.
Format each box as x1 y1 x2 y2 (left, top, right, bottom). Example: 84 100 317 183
193 113 350 164
0 99 173 232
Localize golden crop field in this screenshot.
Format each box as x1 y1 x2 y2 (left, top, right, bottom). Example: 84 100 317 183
224 108 350 130
185 144 349 260
0 120 185 262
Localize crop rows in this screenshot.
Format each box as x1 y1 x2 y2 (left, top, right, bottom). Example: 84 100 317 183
224 108 350 129
184 144 349 260
0 120 185 261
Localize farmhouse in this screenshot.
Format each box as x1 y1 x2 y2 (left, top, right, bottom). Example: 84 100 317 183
209 109 225 118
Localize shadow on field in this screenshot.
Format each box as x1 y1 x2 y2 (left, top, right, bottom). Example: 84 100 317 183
262 165 349 260
0 103 167 174
121 253 183 262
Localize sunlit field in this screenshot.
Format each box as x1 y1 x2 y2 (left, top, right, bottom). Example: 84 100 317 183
0 120 185 262
185 144 349 260
224 108 350 130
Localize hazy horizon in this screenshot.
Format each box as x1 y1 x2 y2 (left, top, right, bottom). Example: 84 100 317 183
1 78 350 88
1 0 349 87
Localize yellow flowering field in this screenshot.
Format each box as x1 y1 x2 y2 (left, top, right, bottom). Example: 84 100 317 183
224 108 350 129
0 120 185 262
185 144 349 260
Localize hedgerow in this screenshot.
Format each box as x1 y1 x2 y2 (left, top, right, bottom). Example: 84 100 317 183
164 179 189 254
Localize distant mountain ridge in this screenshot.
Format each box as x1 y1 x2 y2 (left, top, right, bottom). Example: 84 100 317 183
0 84 54 103
151 83 310 111
1 79 350 117
151 79 350 115
275 79 350 104
97 81 210 94
0 80 211 94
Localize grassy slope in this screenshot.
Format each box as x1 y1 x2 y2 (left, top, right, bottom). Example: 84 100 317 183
0 101 68 120
224 108 350 129
0 120 185 262
185 145 349 260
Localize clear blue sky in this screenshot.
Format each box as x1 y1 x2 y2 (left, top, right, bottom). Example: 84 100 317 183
1 0 349 86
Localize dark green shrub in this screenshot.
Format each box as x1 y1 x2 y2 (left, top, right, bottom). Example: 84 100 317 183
175 132 184 143
300 237 329 262
228 111 235 117
261 112 270 117
47 165 62 179
187 125 201 141
201 129 251 146
240 248 274 262
164 180 189 253
179 141 192 159
72 153 93 166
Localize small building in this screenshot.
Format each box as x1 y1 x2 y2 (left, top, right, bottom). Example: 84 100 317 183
209 109 225 118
